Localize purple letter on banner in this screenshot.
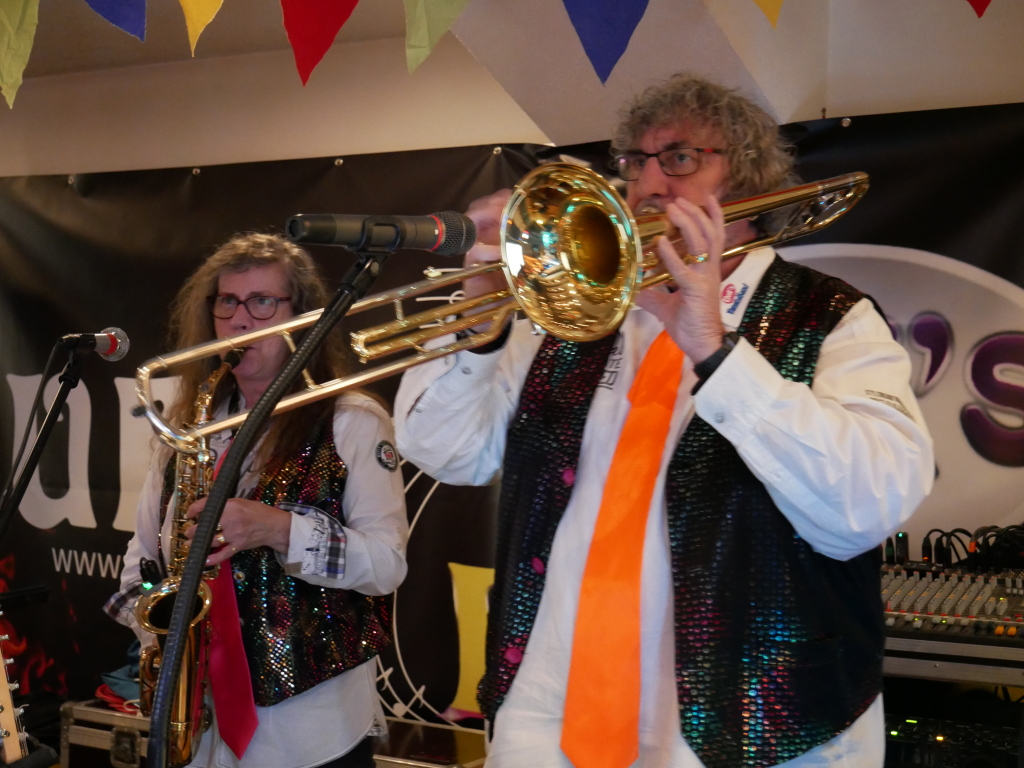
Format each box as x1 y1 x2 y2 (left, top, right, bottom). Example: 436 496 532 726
961 332 1024 467
909 311 953 395
562 0 650 84
84 0 146 41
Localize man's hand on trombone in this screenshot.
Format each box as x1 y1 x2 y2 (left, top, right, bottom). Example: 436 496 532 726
635 193 728 365
462 190 513 332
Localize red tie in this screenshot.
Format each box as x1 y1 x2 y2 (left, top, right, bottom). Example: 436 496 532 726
206 448 259 758
561 331 685 768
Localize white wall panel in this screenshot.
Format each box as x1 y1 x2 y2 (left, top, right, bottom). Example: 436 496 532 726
0 35 550 178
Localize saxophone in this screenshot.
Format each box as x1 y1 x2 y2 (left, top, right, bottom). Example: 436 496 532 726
135 349 243 767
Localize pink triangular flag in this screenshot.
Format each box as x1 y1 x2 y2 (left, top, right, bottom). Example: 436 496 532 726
280 0 360 85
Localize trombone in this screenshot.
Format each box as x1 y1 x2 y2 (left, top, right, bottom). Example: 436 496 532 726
136 164 868 448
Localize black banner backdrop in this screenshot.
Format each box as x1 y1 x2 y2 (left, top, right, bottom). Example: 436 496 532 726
2 100 1024 729
0 143 533 722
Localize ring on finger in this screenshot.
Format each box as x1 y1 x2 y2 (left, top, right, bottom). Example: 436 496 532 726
688 252 710 264
215 533 227 547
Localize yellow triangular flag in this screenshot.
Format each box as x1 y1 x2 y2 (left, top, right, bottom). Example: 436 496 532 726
0 0 39 108
178 0 223 55
405 0 473 73
751 0 785 27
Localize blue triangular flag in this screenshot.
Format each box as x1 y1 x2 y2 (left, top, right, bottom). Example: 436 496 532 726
562 0 649 84
83 0 146 41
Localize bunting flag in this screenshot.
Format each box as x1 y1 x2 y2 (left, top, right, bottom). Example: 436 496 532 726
0 0 39 108
751 0 785 27
965 0 992 17
404 0 472 73
82 0 146 41
562 0 649 84
280 0 360 85
178 0 223 55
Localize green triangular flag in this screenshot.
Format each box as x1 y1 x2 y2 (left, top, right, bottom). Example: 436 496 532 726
0 0 39 108
404 0 472 73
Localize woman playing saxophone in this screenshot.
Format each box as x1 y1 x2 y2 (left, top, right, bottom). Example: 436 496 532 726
104 234 408 768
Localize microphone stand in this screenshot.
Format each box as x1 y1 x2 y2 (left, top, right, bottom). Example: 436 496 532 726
0 347 86 544
146 249 391 768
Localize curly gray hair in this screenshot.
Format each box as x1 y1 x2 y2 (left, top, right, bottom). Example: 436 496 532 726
612 73 797 199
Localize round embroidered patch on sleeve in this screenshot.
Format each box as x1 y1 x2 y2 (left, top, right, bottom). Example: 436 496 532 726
376 441 399 471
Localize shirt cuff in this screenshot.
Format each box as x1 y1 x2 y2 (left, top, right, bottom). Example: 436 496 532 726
410 346 506 415
279 503 347 579
693 338 785 444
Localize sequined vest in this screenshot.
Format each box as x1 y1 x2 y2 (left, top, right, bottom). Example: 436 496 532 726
480 256 884 768
160 419 391 707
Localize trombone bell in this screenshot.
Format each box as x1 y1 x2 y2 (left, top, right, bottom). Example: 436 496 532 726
501 165 645 342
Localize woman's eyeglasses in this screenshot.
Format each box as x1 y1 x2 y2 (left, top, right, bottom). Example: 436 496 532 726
208 294 291 320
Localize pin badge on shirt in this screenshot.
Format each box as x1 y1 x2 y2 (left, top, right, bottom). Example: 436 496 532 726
376 441 399 471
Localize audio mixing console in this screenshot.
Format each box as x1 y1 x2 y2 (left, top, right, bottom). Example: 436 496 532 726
882 563 1024 686
884 563 1024 639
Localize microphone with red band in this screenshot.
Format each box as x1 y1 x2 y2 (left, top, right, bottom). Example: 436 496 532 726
286 211 477 257
61 327 130 362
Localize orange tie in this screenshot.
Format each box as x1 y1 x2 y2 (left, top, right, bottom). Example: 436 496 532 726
561 331 684 768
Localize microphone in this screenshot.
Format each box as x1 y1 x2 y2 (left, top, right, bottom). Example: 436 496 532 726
286 211 477 256
61 327 130 361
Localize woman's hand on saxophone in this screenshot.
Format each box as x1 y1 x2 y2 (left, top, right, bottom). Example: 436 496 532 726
185 497 292 566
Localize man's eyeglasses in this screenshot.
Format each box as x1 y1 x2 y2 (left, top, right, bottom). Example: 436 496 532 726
208 294 291 320
614 147 724 181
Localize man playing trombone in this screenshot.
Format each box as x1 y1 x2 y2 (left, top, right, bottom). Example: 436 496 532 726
395 73 933 768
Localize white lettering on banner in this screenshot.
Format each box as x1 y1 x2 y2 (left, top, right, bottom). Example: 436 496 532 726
6 374 96 529
113 376 180 532
51 548 123 578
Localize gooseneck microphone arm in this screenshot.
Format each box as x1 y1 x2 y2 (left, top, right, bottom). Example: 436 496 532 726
0 327 129 543
0 347 85 544
146 249 390 768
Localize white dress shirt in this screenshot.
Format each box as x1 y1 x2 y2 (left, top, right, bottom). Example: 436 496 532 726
394 248 934 768
112 392 409 768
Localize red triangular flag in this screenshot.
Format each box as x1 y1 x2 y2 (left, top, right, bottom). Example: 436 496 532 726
965 0 991 17
280 0 360 85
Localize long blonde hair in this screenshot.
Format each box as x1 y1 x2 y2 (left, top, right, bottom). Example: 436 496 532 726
166 233 350 464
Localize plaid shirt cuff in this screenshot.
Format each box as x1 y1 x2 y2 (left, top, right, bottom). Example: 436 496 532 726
280 502 347 579
103 583 144 625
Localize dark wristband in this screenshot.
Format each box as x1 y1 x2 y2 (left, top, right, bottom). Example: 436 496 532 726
693 331 741 382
